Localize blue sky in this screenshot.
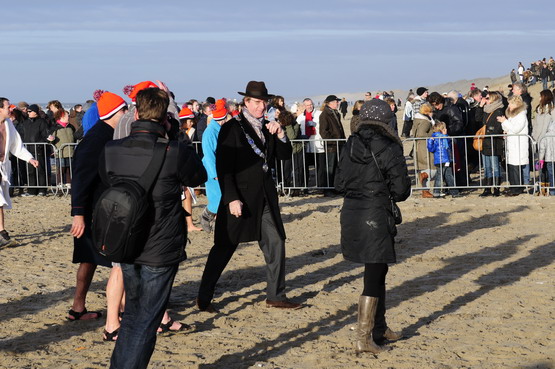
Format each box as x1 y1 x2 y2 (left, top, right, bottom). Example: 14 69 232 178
5 0 554 103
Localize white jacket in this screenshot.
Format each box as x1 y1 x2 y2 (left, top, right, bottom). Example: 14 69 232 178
0 118 34 208
297 110 324 153
502 110 529 165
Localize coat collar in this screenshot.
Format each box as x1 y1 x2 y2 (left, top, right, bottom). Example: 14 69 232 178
130 120 167 138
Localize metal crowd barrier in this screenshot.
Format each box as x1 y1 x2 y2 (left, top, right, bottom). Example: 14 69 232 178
10 135 552 197
403 134 539 194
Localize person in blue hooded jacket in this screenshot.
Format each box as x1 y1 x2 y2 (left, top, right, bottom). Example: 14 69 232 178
427 121 460 197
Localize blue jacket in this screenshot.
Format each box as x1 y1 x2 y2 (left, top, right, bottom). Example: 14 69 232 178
427 132 452 165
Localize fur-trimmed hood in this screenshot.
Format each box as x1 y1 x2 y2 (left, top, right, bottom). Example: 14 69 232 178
506 104 526 118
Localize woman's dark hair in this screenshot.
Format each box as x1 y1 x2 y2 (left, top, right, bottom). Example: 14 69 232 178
277 109 295 127
536 89 554 114
427 92 444 106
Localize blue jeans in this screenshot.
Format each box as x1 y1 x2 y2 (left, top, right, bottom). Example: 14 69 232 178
522 163 531 186
547 162 555 195
482 155 501 178
433 164 458 195
110 263 178 369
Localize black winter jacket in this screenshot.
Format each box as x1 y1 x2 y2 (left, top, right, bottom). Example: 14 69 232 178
335 121 411 264
21 117 49 157
481 107 505 157
433 104 464 136
99 120 207 267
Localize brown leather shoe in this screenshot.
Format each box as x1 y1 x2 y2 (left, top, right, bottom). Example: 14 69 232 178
421 190 434 198
266 299 302 309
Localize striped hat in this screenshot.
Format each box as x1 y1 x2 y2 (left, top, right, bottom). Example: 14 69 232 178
178 107 195 120
98 92 127 120
212 99 227 121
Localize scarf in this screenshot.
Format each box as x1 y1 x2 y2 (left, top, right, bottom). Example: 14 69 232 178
242 108 265 144
305 111 316 136
57 120 69 128
483 100 503 114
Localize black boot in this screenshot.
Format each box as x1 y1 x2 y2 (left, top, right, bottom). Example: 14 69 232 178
492 177 501 197
372 286 402 345
479 178 492 197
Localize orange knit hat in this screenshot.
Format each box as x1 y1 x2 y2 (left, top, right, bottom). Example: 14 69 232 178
212 99 228 121
126 81 158 102
98 92 127 120
178 107 194 120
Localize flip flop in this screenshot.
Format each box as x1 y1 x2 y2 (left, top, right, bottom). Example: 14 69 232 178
67 308 102 321
103 328 119 342
157 319 195 335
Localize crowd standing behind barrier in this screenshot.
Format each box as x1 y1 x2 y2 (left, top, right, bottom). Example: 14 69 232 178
9 134 555 197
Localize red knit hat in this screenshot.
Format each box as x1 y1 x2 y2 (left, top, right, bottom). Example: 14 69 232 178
212 99 228 121
98 92 127 120
178 107 194 120
126 81 158 102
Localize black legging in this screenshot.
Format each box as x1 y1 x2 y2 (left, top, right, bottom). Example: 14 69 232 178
362 263 388 297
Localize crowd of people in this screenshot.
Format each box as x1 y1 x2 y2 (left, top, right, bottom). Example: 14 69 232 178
1 68 554 367
402 78 555 198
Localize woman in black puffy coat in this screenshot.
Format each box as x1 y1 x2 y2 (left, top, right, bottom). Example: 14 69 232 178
335 99 411 355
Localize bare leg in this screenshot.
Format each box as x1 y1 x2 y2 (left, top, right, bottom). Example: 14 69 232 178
182 188 202 232
157 310 183 332
69 262 99 320
0 207 4 231
105 266 124 334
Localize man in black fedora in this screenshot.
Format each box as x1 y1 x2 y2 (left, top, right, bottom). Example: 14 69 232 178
197 81 301 311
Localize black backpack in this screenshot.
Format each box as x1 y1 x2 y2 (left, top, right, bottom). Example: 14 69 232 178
92 139 168 263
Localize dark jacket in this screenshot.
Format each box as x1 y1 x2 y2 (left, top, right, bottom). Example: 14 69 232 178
481 107 505 157
70 120 114 268
21 117 49 157
319 106 346 151
99 120 207 267
433 104 464 136
520 92 533 135
71 120 113 220
454 97 470 130
215 112 292 245
335 121 411 264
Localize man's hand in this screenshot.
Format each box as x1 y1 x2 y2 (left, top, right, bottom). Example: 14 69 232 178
70 215 85 238
28 159 39 168
266 121 285 139
229 200 243 218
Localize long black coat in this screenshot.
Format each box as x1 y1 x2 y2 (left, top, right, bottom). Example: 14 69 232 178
99 120 207 267
214 113 292 245
335 121 411 264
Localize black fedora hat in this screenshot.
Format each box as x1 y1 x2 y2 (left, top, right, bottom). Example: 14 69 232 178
238 81 275 100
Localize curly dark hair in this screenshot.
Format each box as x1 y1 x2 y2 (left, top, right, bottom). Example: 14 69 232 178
277 109 295 127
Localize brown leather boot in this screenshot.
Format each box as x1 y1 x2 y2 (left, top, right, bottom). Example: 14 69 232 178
421 190 434 198
419 172 428 186
355 296 388 354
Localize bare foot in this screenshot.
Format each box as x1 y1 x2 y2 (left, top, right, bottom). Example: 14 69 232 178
187 224 203 232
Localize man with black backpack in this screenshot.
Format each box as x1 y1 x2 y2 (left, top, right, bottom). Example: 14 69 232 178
100 87 206 369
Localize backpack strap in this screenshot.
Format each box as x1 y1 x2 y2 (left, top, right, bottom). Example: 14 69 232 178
137 138 169 192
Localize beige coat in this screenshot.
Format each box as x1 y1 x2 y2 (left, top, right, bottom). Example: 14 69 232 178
412 113 434 171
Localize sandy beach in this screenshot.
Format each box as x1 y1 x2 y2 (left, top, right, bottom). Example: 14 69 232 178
0 190 554 368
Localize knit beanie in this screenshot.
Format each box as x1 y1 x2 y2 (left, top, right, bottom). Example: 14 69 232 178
212 99 228 121
97 92 127 120
125 81 158 102
359 99 393 124
178 107 195 120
